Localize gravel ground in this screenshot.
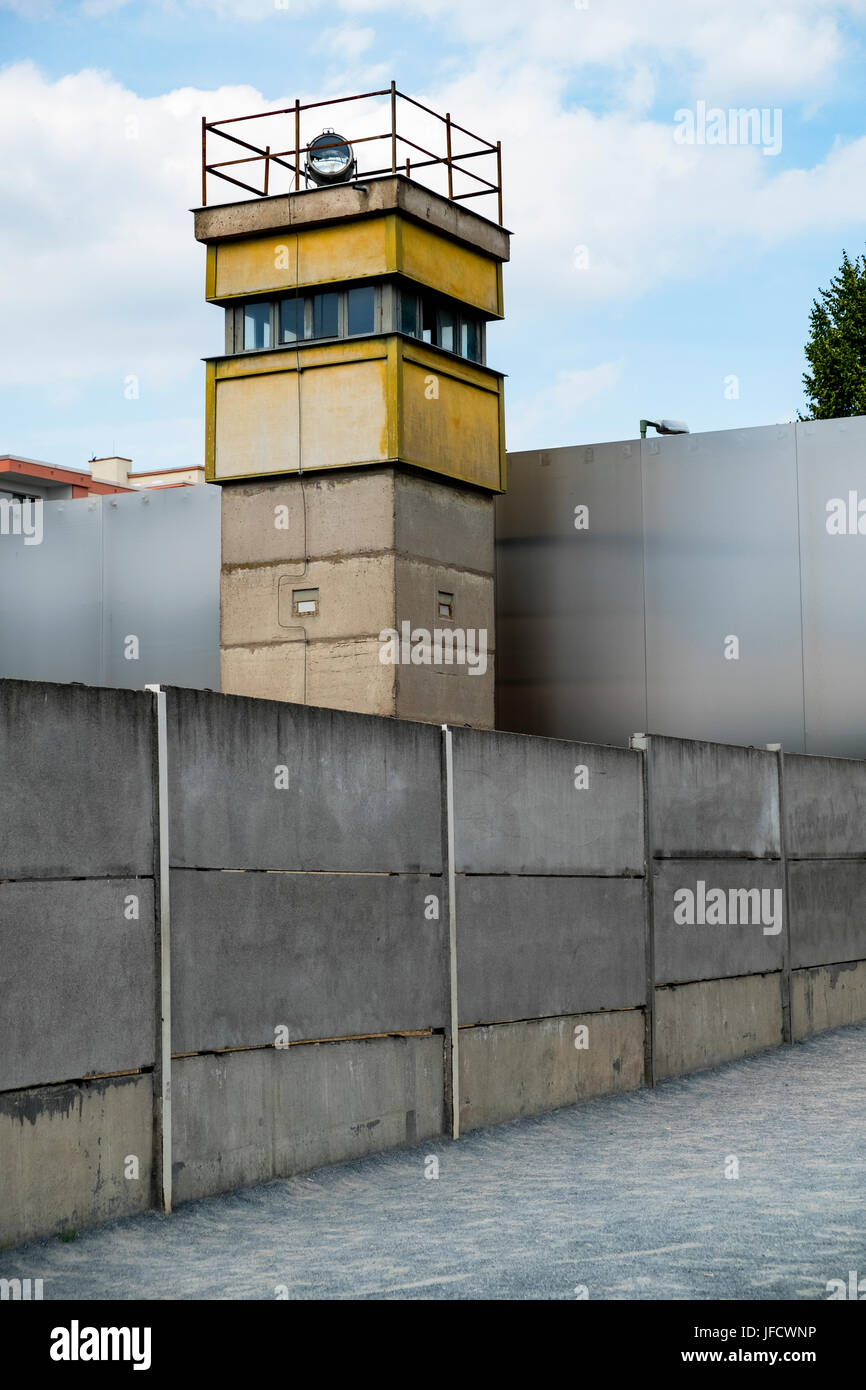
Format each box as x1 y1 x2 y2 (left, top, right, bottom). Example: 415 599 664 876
3 1025 865 1300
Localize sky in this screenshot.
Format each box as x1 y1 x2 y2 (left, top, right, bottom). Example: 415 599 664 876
2 0 866 474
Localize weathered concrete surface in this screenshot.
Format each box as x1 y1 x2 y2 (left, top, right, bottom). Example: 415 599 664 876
792 961 866 1038
450 727 644 875
784 753 866 857
395 472 494 573
166 687 442 872
0 879 155 1091
219 469 496 727
194 175 511 261
650 737 780 858
221 555 395 647
171 870 447 1052
221 471 395 568
222 469 494 572
0 1075 152 1249
395 659 494 729
455 876 645 1024
3 1026 865 1297
172 1035 444 1204
458 1009 645 1131
655 972 783 1080
221 637 397 714
394 559 493 640
789 860 866 967
653 859 785 985
0 681 154 879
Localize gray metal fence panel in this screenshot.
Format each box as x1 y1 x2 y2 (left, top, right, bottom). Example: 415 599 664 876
0 497 101 683
496 442 646 746
641 426 805 750
797 417 866 758
101 487 221 691
0 487 220 693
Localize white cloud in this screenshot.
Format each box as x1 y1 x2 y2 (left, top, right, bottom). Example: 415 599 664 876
166 0 866 104
3 0 861 111
3 49 866 390
316 23 376 61
79 0 132 16
0 63 255 392
3 0 866 463
507 362 624 449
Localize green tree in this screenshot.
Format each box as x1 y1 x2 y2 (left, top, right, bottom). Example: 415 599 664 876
801 249 866 420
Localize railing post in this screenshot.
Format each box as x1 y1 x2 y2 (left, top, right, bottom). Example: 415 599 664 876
390 79 397 173
445 113 453 200
263 145 270 196
294 99 300 190
201 116 207 206
496 140 503 224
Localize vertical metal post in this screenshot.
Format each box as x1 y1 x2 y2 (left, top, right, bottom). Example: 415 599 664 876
496 140 502 224
445 113 453 200
201 117 207 206
768 743 794 1044
263 145 270 196
631 733 656 1087
146 684 172 1212
294 100 301 190
390 80 397 173
442 725 460 1139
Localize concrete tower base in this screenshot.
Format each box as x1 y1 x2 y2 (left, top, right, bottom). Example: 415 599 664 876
220 466 495 726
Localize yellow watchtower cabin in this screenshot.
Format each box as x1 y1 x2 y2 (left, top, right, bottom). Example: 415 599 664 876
195 85 509 726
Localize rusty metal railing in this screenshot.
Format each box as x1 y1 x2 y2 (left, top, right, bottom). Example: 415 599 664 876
201 82 503 225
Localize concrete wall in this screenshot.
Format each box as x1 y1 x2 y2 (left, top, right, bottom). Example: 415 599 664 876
4 680 866 1248
785 752 866 1037
646 736 787 1076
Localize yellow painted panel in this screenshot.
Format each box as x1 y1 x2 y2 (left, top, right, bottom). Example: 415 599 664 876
214 373 299 479
300 359 389 470
214 338 388 379
298 219 391 286
399 222 500 316
400 358 503 491
213 219 390 300
400 340 500 392
208 337 503 487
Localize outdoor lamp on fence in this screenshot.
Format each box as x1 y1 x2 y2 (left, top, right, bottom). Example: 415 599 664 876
305 131 356 185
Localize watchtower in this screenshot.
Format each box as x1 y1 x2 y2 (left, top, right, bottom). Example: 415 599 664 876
194 85 509 725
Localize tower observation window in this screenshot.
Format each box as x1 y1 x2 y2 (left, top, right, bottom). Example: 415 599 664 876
399 289 485 364
243 301 271 350
279 297 304 343
313 292 339 339
232 282 485 365
348 286 375 336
